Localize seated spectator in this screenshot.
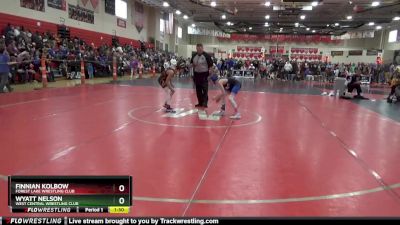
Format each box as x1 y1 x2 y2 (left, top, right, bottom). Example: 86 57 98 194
346 70 367 99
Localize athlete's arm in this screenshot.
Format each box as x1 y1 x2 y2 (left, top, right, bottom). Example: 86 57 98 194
217 79 227 93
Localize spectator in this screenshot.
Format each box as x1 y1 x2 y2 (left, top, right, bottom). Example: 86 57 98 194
387 66 400 103
283 61 292 80
346 69 366 99
0 43 13 93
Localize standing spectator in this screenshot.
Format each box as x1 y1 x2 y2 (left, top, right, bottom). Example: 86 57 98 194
283 61 292 80
320 62 326 81
387 66 400 103
191 43 213 108
130 56 139 79
260 60 267 79
0 44 13 93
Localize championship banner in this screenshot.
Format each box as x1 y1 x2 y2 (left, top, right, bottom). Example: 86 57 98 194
78 0 99 13
348 50 363 56
218 34 340 44
20 0 45 12
133 1 144 33
188 27 230 38
105 0 115 15
117 18 126 28
69 4 94 24
48 0 66 11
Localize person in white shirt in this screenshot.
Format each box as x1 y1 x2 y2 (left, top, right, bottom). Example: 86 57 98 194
284 61 293 80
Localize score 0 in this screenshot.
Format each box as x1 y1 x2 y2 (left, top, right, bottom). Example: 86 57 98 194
115 183 129 206
118 184 125 193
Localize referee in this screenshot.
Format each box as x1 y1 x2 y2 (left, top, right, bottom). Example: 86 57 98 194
191 43 213 108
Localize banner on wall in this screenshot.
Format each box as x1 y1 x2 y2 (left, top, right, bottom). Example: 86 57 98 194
332 31 375 40
366 49 382 56
348 50 363 56
68 4 94 24
218 34 339 44
188 27 230 38
48 0 66 10
331 51 344 56
133 1 144 33
78 0 99 13
105 0 115 15
166 13 174 35
117 18 126 28
20 0 45 12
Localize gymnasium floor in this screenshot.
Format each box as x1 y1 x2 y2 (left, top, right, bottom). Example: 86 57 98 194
1 77 400 216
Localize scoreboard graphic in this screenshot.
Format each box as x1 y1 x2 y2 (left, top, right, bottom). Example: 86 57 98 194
8 176 132 213
2 176 223 225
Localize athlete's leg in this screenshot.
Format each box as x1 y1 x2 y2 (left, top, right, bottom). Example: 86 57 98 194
163 88 172 108
229 85 241 119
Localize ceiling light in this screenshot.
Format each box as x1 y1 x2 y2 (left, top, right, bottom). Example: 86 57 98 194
265 1 270 7
175 10 181 15
265 15 270 20
376 25 382 30
312 30 316 33
300 15 306 20
183 15 188 19
302 6 313 11
191 24 196 27
327 24 330 27
221 14 226 19
311 1 318 7
273 6 283 10
368 22 375 26
280 27 283 30
393 16 400 21
335 23 339 26
347 15 352 20
264 23 269 27
295 22 299 27
249 27 252 30
371 1 380 7
210 1 216 7
162 1 169 7
306 27 310 31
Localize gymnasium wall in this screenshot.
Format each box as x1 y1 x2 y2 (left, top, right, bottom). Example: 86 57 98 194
382 23 400 51
380 24 400 64
185 30 388 63
0 0 154 45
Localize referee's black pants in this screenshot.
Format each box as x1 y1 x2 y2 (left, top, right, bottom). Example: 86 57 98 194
193 72 209 107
